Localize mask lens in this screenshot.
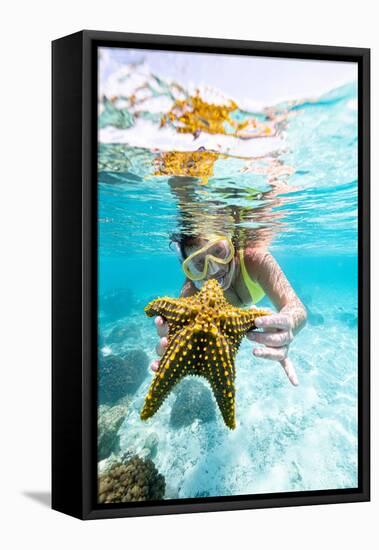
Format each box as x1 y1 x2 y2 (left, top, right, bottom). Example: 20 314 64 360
207 241 230 260
182 237 234 281
186 254 206 276
206 259 220 275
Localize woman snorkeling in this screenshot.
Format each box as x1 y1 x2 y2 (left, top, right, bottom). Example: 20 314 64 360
151 231 307 386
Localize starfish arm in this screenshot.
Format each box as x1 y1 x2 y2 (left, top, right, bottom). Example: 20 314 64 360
176 324 238 429
141 279 268 429
145 296 200 326
140 325 199 421
225 308 272 335
245 308 272 331
202 330 237 429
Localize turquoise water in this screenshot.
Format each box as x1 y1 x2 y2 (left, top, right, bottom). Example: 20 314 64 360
97 58 358 499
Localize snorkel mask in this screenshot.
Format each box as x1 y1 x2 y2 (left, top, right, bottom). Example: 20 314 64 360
171 235 235 286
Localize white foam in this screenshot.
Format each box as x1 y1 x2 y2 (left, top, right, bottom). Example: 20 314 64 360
99 118 283 158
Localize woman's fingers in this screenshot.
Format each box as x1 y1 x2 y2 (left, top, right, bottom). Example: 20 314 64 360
253 347 299 386
247 329 293 347
155 316 168 337
280 358 299 386
155 336 168 357
255 313 292 331
151 330 169 372
253 345 288 362
150 359 160 372
250 313 298 386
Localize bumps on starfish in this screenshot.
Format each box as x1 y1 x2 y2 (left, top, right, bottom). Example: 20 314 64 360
141 279 271 429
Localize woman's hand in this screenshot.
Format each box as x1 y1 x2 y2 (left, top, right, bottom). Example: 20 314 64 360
151 312 299 386
247 313 299 386
150 316 168 372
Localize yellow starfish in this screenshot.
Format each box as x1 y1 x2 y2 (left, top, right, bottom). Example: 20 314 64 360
141 279 271 429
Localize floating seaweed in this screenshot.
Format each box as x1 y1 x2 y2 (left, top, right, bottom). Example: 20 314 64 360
160 92 275 139
153 148 222 185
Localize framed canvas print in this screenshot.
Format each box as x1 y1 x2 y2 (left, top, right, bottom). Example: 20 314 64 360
52 30 370 520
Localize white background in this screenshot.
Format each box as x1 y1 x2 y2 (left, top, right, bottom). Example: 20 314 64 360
0 1 376 548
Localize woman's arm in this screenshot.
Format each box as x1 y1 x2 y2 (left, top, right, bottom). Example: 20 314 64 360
243 247 306 386
244 247 307 333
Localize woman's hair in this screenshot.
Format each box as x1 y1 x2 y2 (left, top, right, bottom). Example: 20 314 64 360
169 233 202 259
169 231 240 259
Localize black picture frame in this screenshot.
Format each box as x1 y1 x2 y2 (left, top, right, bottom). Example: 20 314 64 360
52 30 370 520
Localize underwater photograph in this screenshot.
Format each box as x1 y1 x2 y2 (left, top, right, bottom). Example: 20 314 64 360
96 46 358 505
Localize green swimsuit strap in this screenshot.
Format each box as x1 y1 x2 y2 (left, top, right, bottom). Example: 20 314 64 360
238 249 265 305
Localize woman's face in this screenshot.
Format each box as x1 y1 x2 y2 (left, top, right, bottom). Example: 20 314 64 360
184 237 235 290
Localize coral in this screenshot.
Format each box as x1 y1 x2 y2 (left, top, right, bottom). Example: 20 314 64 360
141 279 271 429
98 403 129 461
98 456 165 503
170 378 215 429
99 349 149 405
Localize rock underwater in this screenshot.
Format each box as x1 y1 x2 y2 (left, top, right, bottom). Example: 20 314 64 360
98 403 129 461
141 279 271 429
170 378 215 429
99 349 149 405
